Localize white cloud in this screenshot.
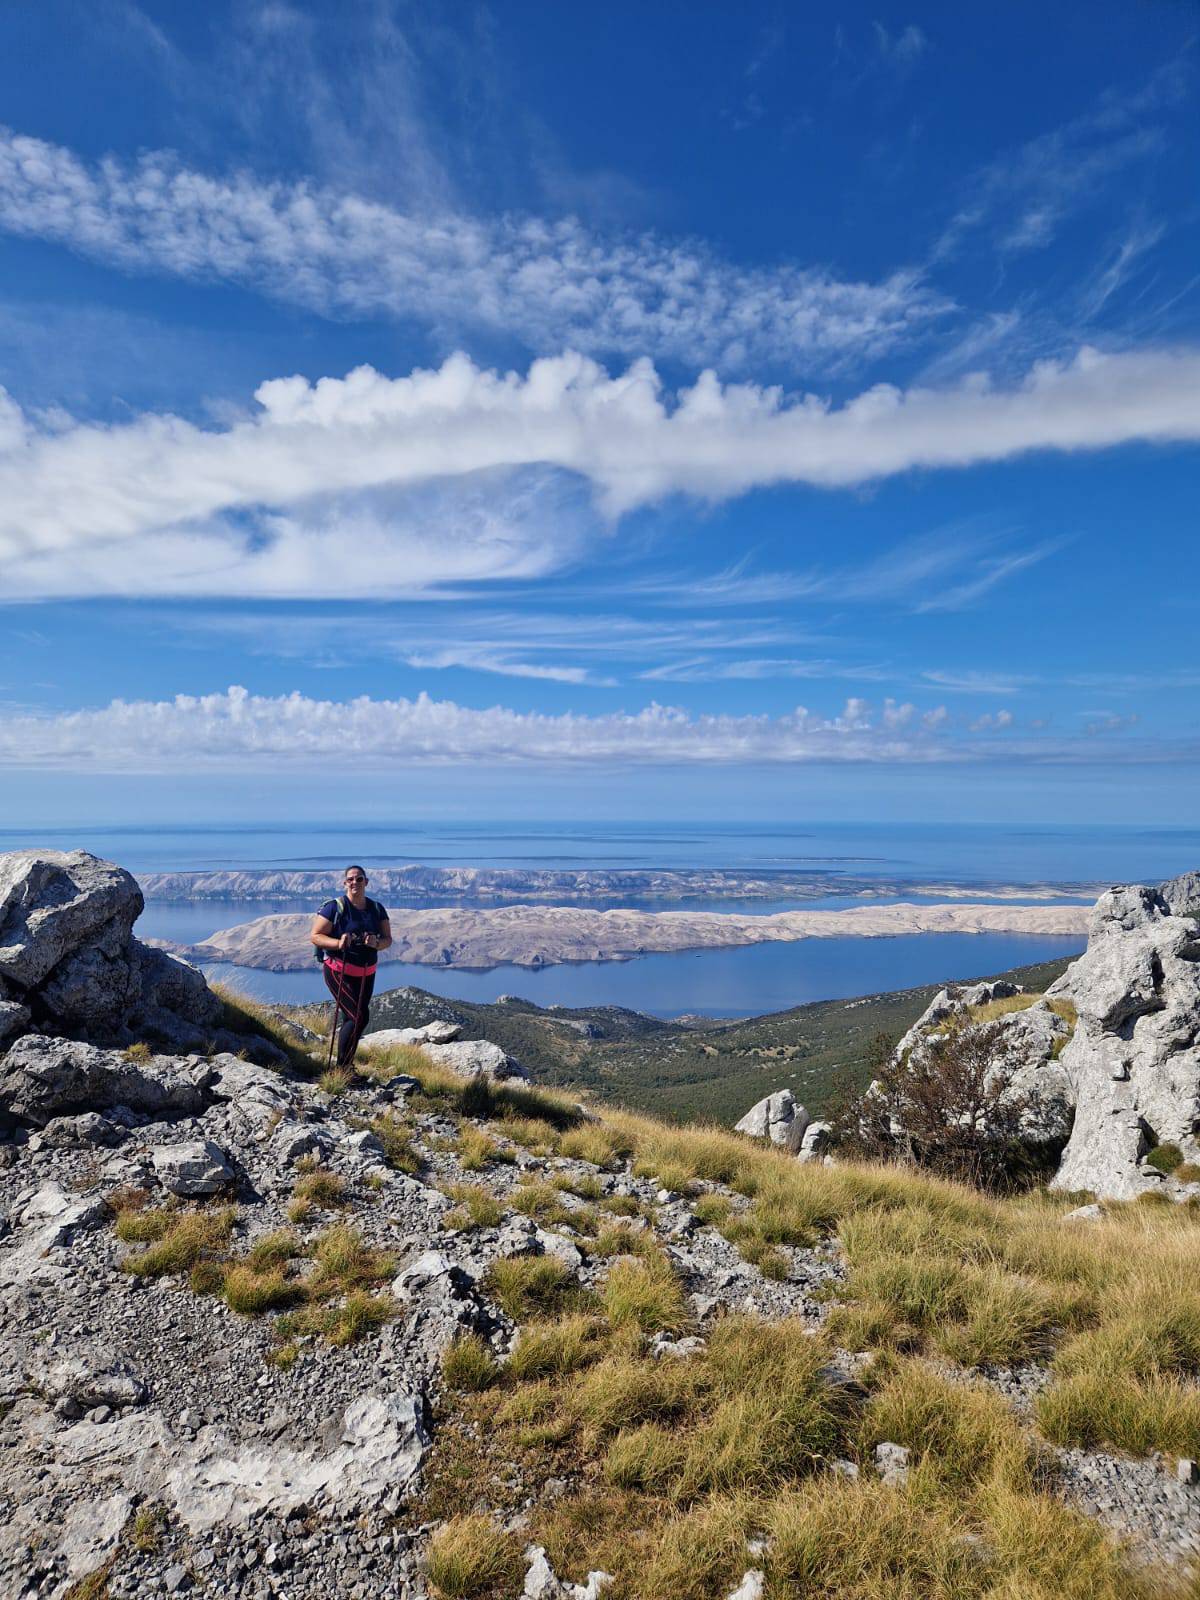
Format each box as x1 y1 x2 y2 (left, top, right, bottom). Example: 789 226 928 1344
935 68 1181 261
0 684 1074 773
922 669 1032 695
403 648 614 686
639 657 889 684
0 127 948 375
1 343 1198 600
969 709 1014 732
873 22 928 69
0 685 1189 773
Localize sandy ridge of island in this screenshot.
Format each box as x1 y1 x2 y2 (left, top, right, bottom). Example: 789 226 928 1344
172 900 1092 973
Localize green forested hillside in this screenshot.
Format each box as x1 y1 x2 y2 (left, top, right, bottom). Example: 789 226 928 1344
365 955 1073 1125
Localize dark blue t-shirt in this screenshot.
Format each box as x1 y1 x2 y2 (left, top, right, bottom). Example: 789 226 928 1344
318 897 388 966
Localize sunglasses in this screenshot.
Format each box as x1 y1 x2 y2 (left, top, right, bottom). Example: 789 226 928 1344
345 875 366 883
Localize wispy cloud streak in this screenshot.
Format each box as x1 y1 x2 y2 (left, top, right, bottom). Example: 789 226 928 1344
0 127 947 374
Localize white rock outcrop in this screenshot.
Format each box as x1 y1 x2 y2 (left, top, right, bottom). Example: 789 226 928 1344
0 849 262 1057
1050 872 1200 1199
362 1020 462 1048
418 1038 530 1083
892 978 1074 1143
735 1088 809 1153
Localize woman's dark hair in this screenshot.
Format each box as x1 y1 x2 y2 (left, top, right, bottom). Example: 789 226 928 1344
343 864 367 880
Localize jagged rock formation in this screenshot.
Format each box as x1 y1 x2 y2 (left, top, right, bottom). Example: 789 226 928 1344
1049 872 1200 1200
891 977 1075 1144
0 851 275 1060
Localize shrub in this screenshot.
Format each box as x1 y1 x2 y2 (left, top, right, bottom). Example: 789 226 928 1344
1146 1143 1184 1175
318 1067 353 1097
835 1022 1067 1193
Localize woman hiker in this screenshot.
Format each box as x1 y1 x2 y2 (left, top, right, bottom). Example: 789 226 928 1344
310 865 393 1068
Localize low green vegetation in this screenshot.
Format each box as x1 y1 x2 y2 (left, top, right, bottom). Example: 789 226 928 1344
365 957 1073 1125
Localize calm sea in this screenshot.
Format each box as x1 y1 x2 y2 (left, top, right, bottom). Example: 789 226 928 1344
3 820 1194 1017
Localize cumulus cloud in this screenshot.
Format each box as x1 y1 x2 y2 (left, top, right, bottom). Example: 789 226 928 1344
0 686 1186 773
0 685 962 772
1 343 1198 599
0 127 947 374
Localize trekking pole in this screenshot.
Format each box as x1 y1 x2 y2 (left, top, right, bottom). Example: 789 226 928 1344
324 943 354 1074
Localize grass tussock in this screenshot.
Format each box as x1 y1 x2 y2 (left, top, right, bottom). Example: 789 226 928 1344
443 1333 500 1392
601 1255 689 1336
442 1183 504 1231
426 1514 524 1599
964 992 1077 1028
415 1097 1200 1600
292 1168 347 1210
119 1207 236 1278
455 1125 508 1172
485 1256 587 1322
369 1112 420 1174
498 1116 562 1155
210 983 321 1073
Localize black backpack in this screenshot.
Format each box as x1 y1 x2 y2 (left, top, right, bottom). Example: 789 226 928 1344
314 896 381 963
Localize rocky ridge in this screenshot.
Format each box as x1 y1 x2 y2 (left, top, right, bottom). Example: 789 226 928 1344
3 852 1199 1599
733 871 1200 1203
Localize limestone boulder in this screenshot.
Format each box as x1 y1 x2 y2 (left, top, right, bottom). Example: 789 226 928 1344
363 1020 462 1048
735 1089 810 1154
0 850 142 991
418 1038 530 1083
151 1139 235 1197
1050 874 1200 1200
0 1034 213 1127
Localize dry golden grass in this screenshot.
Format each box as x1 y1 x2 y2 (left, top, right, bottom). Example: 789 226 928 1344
442 1183 504 1230
119 1207 236 1277
426 1514 524 1598
369 1112 420 1174
442 1333 499 1392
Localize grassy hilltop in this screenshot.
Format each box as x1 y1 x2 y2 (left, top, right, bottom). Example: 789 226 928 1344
364 955 1073 1125
198 991 1200 1599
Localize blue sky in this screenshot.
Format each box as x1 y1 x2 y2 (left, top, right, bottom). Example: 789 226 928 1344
0 0 1197 826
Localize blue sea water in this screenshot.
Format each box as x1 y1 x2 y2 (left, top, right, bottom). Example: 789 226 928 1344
198 932 1085 1018
3 819 1192 1017
1 819 1196 883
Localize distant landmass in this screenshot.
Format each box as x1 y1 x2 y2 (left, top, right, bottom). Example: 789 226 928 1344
137 864 1099 905
166 899 1090 972
360 954 1076 1124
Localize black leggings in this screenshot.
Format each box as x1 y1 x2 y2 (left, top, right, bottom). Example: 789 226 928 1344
323 966 375 1067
